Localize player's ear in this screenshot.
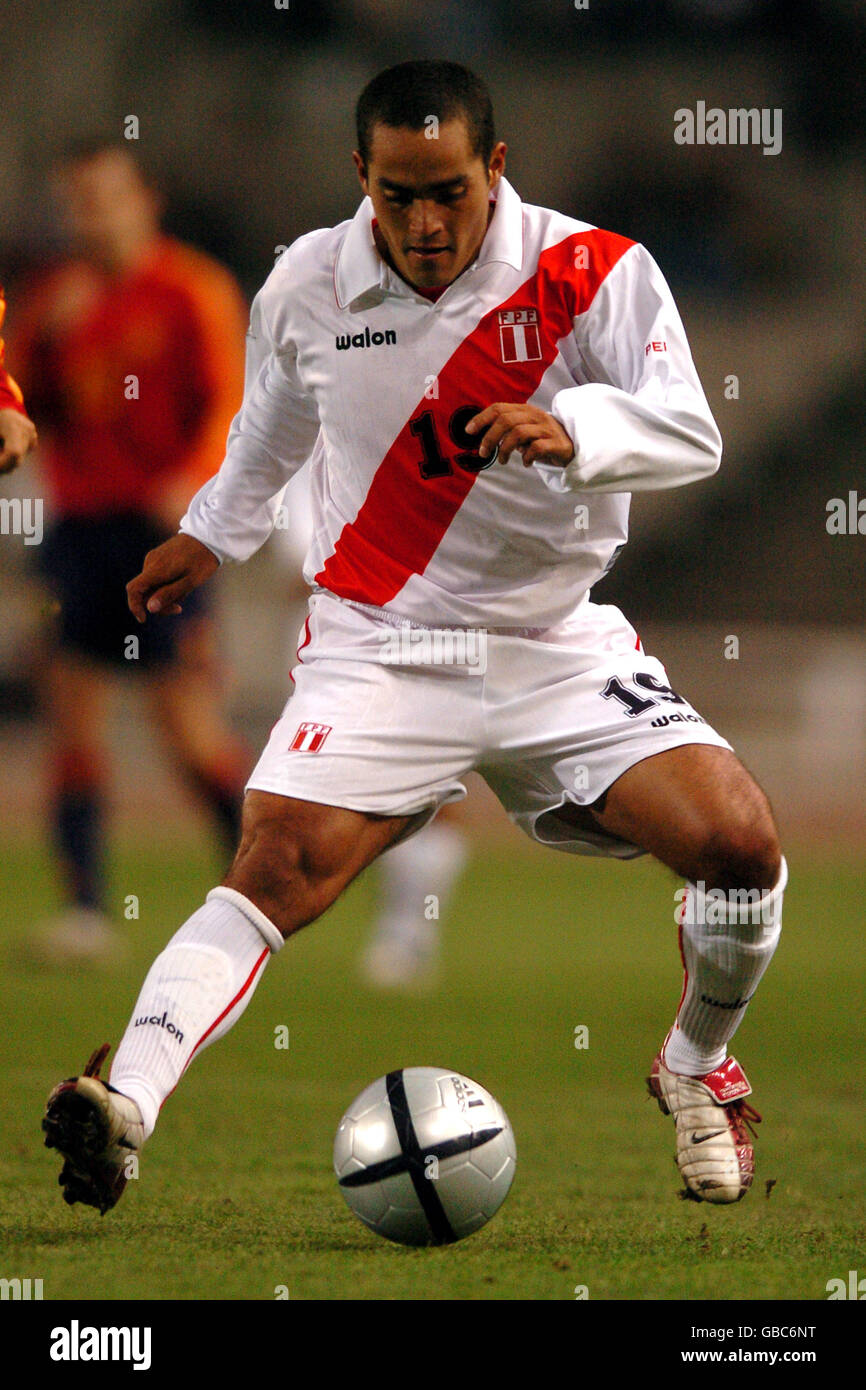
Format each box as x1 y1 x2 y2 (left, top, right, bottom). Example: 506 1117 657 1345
487 142 507 190
352 151 368 194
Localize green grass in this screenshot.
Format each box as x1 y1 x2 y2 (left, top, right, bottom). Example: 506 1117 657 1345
1 837 864 1301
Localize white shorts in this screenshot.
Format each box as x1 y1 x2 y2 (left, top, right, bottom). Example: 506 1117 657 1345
247 590 732 858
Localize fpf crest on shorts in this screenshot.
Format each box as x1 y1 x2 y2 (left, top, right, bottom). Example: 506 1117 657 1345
289 722 332 753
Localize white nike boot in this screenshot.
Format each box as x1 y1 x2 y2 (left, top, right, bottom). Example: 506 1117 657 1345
648 1052 761 1203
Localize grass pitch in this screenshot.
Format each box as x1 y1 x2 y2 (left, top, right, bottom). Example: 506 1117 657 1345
1 835 863 1302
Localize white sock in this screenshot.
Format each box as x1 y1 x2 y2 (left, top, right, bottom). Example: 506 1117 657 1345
371 820 468 954
109 887 283 1138
663 856 788 1077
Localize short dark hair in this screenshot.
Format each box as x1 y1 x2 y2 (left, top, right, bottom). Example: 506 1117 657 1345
355 60 495 168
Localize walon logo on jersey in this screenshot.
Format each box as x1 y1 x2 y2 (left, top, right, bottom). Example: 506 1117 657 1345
289 722 332 752
336 326 397 350
499 307 542 363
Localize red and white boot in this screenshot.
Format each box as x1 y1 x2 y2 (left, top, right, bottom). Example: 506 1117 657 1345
648 1052 761 1203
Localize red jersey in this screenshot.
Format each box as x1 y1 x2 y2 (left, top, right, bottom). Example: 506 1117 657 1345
12 237 247 518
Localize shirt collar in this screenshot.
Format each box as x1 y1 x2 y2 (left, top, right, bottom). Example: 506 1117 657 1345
334 175 524 308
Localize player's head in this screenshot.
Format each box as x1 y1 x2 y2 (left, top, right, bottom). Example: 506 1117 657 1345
353 61 506 290
55 141 163 270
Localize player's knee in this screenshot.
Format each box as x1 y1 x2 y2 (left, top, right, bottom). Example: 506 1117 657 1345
223 808 349 934
225 826 305 933
697 816 782 894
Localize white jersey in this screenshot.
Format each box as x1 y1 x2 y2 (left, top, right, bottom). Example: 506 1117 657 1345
181 176 721 629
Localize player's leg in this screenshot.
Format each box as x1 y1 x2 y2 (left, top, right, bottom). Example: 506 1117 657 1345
33 649 119 962
44 590 478 1210
484 610 787 1204
221 790 417 933
111 790 414 1119
144 615 250 858
34 513 153 962
43 650 109 908
554 744 785 1202
43 791 414 1211
360 799 469 988
560 743 784 1069
573 742 781 891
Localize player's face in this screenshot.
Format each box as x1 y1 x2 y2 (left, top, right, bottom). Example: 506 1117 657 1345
354 119 507 290
60 151 161 269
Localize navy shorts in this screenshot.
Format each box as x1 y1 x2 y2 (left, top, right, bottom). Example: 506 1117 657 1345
39 513 209 669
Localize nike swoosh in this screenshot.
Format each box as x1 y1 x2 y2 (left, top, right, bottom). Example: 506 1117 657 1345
690 1129 726 1145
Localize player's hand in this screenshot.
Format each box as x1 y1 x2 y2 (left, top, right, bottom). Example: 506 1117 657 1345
0 408 38 474
126 533 219 624
464 403 574 468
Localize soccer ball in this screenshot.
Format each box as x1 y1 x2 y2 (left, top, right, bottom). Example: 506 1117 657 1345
334 1067 516 1246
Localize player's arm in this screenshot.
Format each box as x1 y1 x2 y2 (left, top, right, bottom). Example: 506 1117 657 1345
178 287 321 561
127 284 320 620
473 243 722 492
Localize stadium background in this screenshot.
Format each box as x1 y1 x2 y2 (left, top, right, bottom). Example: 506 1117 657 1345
0 0 863 1307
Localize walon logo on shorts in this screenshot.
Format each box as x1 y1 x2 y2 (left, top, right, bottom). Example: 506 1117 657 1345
289 722 332 752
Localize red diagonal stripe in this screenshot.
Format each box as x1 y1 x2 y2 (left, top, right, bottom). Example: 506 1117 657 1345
316 228 634 607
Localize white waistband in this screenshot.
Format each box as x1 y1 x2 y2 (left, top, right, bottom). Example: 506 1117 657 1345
314 588 548 638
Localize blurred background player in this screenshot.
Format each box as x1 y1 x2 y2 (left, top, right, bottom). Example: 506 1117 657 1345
276 458 469 989
0 287 37 472
11 142 251 965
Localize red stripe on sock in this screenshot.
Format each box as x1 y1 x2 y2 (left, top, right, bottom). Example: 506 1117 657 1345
674 890 690 1017
181 946 271 1076
158 945 271 1111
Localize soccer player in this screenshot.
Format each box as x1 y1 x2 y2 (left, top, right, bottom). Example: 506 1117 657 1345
44 63 786 1212
13 143 251 964
0 288 37 472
